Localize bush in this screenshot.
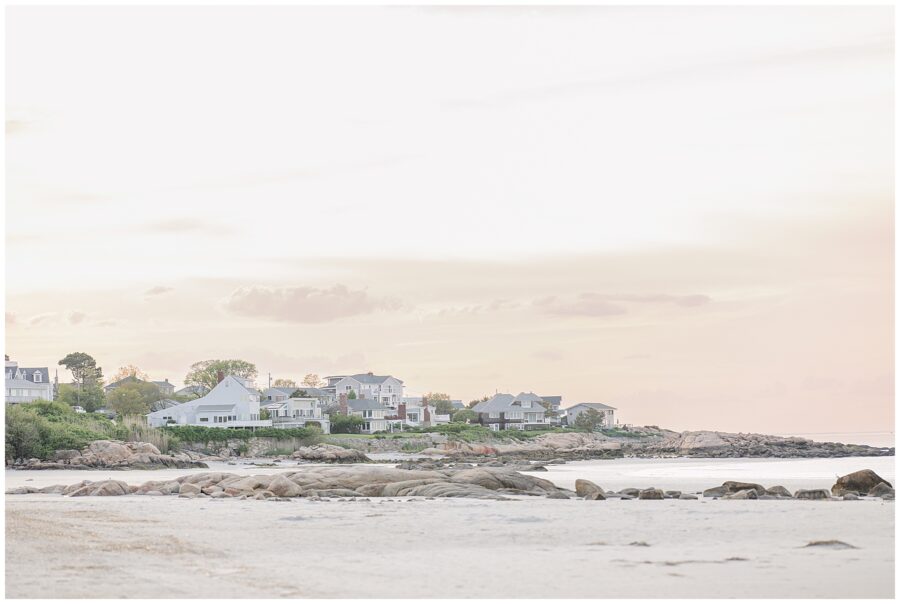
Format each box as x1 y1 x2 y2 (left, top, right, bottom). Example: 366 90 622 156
161 425 320 443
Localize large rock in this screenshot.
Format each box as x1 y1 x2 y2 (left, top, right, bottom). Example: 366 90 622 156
867 482 895 498
574 479 604 499
832 470 892 497
291 445 369 464
722 489 758 500
68 480 129 497
766 485 791 498
794 489 832 500
638 488 664 500
702 486 727 498
38 440 208 470
267 475 304 498
722 481 767 496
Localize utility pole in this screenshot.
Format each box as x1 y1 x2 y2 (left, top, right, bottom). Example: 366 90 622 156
268 372 272 389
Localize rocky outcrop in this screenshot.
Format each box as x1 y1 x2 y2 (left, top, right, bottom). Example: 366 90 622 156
290 445 369 464
638 431 893 458
14 466 574 500
12 441 208 470
831 469 893 496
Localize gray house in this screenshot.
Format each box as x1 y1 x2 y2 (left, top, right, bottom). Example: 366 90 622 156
5 358 54 403
564 402 617 428
472 392 550 431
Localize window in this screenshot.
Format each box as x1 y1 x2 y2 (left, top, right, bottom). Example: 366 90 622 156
489 412 500 419
199 417 208 422
363 422 371 431
33 371 42 382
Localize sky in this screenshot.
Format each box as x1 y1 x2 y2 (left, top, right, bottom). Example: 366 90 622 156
5 6 894 435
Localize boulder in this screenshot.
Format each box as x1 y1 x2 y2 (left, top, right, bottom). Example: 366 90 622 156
867 482 894 498
575 479 604 499
832 469 892 497
722 489 758 500
722 481 767 496
842 492 859 501
765 485 791 498
291 445 369 464
68 480 129 497
664 490 682 499
794 489 832 500
267 475 304 498
178 483 202 495
702 486 727 498
619 488 641 497
678 493 698 500
638 488 664 500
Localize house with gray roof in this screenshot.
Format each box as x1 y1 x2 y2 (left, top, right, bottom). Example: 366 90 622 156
564 402 617 429
345 397 389 433
147 375 271 428
472 392 550 431
5 358 54 403
324 373 404 408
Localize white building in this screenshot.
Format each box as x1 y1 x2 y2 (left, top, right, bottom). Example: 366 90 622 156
472 392 551 431
346 398 389 433
147 375 271 428
564 402 617 429
325 373 404 407
264 397 331 433
5 358 54 404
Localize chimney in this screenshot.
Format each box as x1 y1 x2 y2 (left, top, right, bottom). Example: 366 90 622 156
339 393 349 416
423 405 431 427
398 402 407 420
367 371 374 376
216 370 225 384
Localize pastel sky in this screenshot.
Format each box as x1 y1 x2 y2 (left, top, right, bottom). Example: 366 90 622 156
6 6 894 434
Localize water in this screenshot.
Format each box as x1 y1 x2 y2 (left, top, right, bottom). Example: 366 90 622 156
776 432 894 448
528 456 895 493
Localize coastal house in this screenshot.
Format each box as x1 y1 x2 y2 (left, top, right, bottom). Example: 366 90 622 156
324 373 404 407
146 375 271 428
564 402 617 428
263 386 297 403
174 384 206 399
105 375 174 397
5 358 54 403
472 392 551 431
264 397 331 433
344 397 389 433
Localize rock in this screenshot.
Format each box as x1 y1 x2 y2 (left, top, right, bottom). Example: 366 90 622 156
664 490 682 499
722 481 767 496
619 488 641 497
638 488 664 500
678 493 698 500
842 492 859 501
765 485 792 497
546 491 571 499
267 475 304 498
832 469 892 497
794 489 832 500
722 489 758 500
291 444 370 464
575 479 604 499
867 482 894 498
68 480 129 497
702 486 727 498
179 483 202 495
586 491 606 500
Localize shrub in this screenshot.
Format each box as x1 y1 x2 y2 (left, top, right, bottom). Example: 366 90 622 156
5 401 128 461
161 425 320 444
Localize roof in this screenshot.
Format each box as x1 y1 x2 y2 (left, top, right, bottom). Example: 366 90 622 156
264 402 288 411
5 367 51 384
474 393 549 413
347 398 383 411
567 402 617 411
349 373 397 384
266 386 297 395
149 398 181 412
151 380 172 388
515 392 544 403
105 375 144 389
175 385 206 395
539 395 562 405
450 400 465 409
5 377 52 389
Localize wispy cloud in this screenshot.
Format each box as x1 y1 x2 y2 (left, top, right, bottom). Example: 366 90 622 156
6 312 17 326
66 311 87 325
144 286 174 297
222 284 402 323
28 313 57 326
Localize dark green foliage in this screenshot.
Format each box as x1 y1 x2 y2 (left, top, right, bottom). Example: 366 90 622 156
451 409 478 423
161 425 320 443
5 401 128 461
573 408 606 432
330 414 364 434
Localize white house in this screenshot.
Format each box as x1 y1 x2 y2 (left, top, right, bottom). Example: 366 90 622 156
5 358 54 404
346 398 389 433
564 403 617 428
325 373 404 407
472 392 550 431
263 397 331 433
147 375 271 428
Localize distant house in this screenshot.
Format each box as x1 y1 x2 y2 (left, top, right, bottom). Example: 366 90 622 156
174 385 206 399
324 373 404 407
5 358 54 403
263 386 297 403
539 395 562 413
263 397 331 433
149 398 182 413
345 397 388 433
450 400 465 410
105 375 173 397
472 392 550 431
146 375 270 428
564 403 617 428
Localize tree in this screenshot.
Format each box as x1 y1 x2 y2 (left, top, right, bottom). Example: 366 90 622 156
273 378 296 388
184 359 257 392
291 389 309 398
260 408 270 420
57 383 105 413
331 414 365 434
573 408 606 433
347 390 357 399
59 352 103 388
467 396 489 408
302 374 324 387
107 381 161 416
111 364 149 383
452 409 477 423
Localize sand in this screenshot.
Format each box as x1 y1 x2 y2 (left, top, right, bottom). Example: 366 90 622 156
4 457 895 598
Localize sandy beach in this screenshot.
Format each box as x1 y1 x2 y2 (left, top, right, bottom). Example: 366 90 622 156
4 457 895 599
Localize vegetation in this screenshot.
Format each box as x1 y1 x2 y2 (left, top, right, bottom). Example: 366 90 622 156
57 352 106 412
347 390 357 399
56 383 106 413
110 364 149 383
183 359 257 392
451 409 477 423
161 425 320 443
119 415 177 453
5 400 128 461
272 378 296 388
330 414 365 434
573 409 606 432
467 395 489 408
106 381 162 416
302 374 324 387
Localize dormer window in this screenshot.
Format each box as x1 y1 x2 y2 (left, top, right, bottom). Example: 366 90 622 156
33 371 42 383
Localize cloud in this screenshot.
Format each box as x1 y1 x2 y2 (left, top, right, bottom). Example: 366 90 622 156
534 294 628 317
28 313 56 326
605 293 712 307
144 286 174 297
6 312 16 326
67 311 87 325
222 284 402 323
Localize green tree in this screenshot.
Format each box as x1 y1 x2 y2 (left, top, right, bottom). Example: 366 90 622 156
59 352 103 390
424 392 454 415
106 381 162 416
57 383 106 413
330 414 365 434
347 390 357 399
573 408 606 432
184 359 257 392
451 409 477 423
467 396 489 408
